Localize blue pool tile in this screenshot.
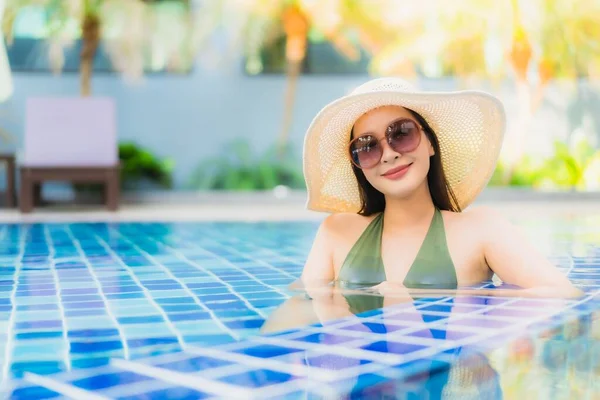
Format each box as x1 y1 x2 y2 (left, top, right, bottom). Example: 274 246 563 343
289 332 356 345
15 290 56 297
400 328 476 341
339 322 408 334
417 303 459 314
10 385 62 399
333 373 393 398
17 283 55 291
63 301 106 310
105 292 146 300
442 316 511 330
218 369 296 388
140 279 179 285
187 282 226 289
15 331 63 340
259 278 294 285
118 315 165 324
61 295 103 303
155 297 196 305
204 301 249 310
68 328 120 338
161 304 203 313
196 293 239 302
64 309 107 318
70 340 123 354
168 311 211 322
71 357 111 369
15 320 62 330
155 355 232 372
71 371 152 390
249 299 285 308
101 285 143 294
61 288 99 295
127 337 179 348
233 344 303 358
182 334 236 346
223 318 265 329
118 386 212 400
10 361 66 378
213 309 261 319
380 356 452 379
304 353 372 369
481 307 547 318
361 341 428 356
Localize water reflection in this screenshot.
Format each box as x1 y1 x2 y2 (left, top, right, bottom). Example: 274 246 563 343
262 284 600 399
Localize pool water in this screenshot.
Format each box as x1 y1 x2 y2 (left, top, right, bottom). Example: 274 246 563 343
1 218 600 399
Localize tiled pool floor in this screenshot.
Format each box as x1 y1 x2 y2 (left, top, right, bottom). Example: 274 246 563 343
1 218 600 399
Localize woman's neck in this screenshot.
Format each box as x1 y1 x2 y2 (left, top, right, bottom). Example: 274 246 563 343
382 182 435 230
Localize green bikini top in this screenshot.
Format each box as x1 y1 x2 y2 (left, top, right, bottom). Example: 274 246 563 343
337 208 458 291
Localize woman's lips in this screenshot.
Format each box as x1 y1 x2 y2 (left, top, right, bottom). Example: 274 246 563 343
382 163 412 180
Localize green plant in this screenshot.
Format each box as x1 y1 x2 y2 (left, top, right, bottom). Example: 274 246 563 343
189 138 305 191
489 138 600 190
75 142 174 193
119 142 174 189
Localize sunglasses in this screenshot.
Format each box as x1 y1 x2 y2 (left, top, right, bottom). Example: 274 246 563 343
349 118 423 169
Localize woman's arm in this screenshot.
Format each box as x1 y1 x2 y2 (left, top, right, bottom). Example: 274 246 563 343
474 207 582 298
289 216 336 290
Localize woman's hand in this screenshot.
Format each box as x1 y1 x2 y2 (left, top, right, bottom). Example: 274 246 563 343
371 281 408 295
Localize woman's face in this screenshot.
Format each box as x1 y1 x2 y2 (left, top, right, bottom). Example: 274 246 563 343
352 106 434 199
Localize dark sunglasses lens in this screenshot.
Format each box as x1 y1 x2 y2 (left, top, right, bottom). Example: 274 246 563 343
351 136 381 168
388 119 420 153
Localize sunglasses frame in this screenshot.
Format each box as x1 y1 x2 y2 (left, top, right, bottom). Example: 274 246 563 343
348 117 423 170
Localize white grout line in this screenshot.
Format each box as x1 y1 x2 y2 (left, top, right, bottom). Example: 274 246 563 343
205 231 302 281
105 226 242 342
23 372 111 400
250 336 406 365
0 226 18 393
62 225 131 362
139 229 275 320
111 358 253 399
177 229 295 296
44 226 73 372
89 229 188 351
185 345 340 381
253 377 339 399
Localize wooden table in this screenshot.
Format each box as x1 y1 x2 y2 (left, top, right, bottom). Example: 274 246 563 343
19 165 120 213
0 154 15 208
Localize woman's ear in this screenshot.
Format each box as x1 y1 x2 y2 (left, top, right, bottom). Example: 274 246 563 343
427 136 435 157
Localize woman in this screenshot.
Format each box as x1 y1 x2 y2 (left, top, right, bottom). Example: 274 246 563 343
299 77 580 297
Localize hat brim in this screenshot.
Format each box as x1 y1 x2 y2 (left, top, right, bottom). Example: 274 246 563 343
302 89 506 213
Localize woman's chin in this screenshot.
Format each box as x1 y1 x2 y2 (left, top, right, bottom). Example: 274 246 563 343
374 177 424 199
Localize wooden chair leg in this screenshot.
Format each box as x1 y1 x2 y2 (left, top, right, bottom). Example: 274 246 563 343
19 170 34 213
6 159 15 208
33 183 42 206
106 170 119 211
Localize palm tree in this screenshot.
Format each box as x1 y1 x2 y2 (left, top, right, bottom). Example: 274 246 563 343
2 0 193 96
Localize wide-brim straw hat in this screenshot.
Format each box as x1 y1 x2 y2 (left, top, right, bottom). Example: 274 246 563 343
302 77 506 213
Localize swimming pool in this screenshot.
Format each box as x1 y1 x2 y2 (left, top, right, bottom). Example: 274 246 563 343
1 218 599 399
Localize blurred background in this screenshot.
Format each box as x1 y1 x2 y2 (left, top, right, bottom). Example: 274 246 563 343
0 0 599 204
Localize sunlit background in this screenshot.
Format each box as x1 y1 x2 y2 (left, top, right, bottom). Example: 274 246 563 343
0 0 598 199
0 2 600 398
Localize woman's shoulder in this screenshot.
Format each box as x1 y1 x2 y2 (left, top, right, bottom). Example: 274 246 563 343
441 205 508 234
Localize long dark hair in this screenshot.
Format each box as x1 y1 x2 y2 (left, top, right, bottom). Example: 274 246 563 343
351 108 461 216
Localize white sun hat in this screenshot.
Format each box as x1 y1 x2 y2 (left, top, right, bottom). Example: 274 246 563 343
302 77 506 213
